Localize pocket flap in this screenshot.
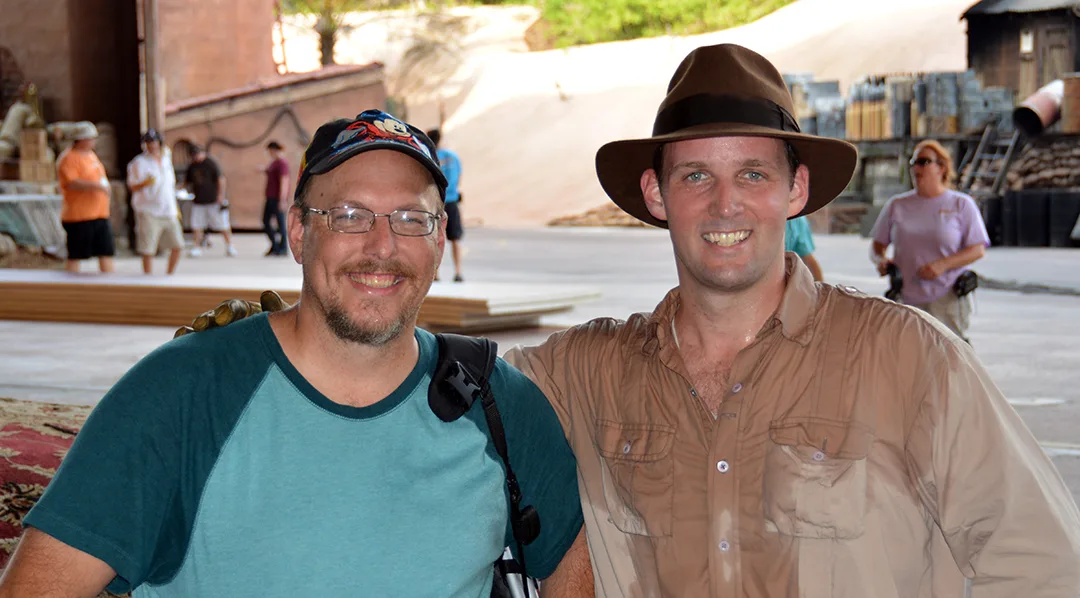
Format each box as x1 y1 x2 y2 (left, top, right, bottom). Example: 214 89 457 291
769 418 874 460
595 420 675 463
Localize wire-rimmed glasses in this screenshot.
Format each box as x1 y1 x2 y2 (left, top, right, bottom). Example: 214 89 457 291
305 206 442 237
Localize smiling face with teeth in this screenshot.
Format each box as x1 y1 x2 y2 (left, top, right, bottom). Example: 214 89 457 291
640 136 809 295
288 150 445 346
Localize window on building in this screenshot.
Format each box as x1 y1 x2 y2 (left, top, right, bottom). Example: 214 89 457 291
1020 30 1035 55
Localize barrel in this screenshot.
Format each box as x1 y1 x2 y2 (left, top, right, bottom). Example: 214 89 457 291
1013 79 1064 137
1061 74 1080 134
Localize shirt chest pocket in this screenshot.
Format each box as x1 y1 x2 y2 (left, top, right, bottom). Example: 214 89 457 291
763 420 874 540
595 420 675 537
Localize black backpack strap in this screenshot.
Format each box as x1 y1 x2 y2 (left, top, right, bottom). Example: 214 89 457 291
429 333 542 583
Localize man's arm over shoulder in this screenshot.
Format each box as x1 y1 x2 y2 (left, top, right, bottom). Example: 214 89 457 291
0 528 115 598
489 358 585 582
906 337 1080 596
503 319 626 437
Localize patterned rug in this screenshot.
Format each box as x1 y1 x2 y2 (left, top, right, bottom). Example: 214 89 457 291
0 397 124 597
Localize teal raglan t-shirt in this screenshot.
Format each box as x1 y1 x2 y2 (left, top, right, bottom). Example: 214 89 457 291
24 314 583 597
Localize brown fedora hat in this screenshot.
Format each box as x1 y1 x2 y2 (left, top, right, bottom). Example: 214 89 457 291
595 43 857 228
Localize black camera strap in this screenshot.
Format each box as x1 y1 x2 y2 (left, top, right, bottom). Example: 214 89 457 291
429 333 541 595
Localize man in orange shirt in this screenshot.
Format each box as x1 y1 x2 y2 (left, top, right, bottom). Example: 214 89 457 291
56 122 114 273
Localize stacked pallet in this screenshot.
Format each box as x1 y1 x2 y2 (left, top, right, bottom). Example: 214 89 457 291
18 129 53 183
0 271 601 332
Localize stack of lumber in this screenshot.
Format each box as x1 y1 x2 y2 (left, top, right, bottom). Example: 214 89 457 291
1005 139 1080 191
0 271 601 332
547 204 650 228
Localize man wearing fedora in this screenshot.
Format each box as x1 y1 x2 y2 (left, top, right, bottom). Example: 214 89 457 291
160 44 1080 596
506 43 1080 596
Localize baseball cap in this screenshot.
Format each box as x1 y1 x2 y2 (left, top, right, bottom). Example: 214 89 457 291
72 122 98 140
295 110 448 203
141 128 163 143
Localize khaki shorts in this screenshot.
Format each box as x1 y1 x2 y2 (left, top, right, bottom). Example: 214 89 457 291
913 292 973 342
135 212 185 256
189 203 231 232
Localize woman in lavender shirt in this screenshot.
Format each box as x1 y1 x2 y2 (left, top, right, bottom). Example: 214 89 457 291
870 140 991 342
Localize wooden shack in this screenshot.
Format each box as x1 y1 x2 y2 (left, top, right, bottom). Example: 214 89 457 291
963 0 1080 99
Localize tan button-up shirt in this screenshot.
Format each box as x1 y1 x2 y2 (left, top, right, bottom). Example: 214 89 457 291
506 256 1080 597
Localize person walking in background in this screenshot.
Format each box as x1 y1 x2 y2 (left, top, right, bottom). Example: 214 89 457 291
127 129 183 275
56 122 115 274
184 145 237 258
784 215 823 281
426 129 464 281
870 139 990 341
262 141 289 256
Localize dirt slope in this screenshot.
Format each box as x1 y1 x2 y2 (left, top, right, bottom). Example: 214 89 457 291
286 0 974 225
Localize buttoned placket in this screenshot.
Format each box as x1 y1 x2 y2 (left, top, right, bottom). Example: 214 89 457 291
705 325 783 596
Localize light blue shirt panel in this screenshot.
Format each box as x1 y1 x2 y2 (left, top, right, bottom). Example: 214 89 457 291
437 148 462 203
137 365 506 598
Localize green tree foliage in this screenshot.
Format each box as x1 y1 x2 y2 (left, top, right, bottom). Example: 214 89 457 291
281 0 413 65
535 0 794 48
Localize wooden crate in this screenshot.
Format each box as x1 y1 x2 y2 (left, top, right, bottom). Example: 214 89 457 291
19 129 49 162
18 160 54 183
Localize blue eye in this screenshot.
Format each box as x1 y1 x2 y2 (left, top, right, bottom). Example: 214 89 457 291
744 171 764 181
686 172 706 182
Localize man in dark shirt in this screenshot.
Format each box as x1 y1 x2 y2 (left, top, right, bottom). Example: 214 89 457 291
262 141 290 256
185 145 237 257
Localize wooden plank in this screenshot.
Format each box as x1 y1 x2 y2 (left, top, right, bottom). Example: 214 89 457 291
0 271 600 332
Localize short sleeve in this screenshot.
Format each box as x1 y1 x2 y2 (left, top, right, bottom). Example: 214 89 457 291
489 358 583 580
871 198 896 246
126 157 146 187
957 194 991 249
23 348 185 593
56 155 78 189
786 217 815 256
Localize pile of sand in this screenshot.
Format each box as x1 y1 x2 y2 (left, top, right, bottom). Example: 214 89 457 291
281 0 973 226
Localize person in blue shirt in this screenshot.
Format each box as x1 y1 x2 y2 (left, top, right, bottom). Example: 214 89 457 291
784 215 824 281
0 111 590 598
427 128 465 282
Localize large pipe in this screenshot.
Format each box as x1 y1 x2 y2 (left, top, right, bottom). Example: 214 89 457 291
1013 79 1064 137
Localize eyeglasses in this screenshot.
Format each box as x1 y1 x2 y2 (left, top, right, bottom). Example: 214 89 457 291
909 157 940 167
305 207 442 237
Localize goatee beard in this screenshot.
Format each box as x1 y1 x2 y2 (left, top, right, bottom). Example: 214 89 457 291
324 302 409 346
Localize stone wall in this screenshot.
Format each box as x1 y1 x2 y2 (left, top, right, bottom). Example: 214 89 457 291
165 77 387 230
158 0 278 104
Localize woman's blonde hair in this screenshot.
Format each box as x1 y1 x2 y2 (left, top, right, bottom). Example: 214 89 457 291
911 139 956 188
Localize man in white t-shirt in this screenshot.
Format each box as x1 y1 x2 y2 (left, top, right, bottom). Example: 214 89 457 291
127 129 184 275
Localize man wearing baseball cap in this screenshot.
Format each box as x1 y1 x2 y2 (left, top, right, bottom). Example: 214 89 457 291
506 44 1080 594
127 128 184 275
2 110 589 597
56 121 115 273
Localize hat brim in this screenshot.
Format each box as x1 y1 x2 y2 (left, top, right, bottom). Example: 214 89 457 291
595 123 857 228
309 141 449 196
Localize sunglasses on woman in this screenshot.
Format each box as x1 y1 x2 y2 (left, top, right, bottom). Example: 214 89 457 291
909 157 940 167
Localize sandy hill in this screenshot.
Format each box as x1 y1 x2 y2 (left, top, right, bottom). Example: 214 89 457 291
280 0 974 226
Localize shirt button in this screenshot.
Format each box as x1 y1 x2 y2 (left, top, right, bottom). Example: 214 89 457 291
716 460 730 473
812 451 826 462
718 539 730 552
732 383 743 394
622 441 632 455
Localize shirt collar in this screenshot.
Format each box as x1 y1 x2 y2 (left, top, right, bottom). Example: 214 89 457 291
644 252 821 351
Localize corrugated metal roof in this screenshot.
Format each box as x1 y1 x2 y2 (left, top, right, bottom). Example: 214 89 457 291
963 0 1080 17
